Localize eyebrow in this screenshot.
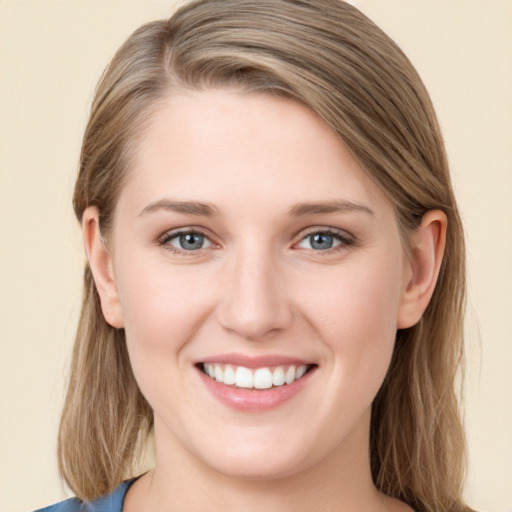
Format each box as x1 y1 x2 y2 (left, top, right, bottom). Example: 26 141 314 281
288 200 374 217
138 199 374 218
138 200 219 217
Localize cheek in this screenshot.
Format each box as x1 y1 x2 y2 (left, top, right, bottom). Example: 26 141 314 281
305 255 403 341
113 258 215 379
300 252 405 397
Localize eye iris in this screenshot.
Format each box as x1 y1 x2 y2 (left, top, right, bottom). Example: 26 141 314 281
179 233 204 250
310 233 333 250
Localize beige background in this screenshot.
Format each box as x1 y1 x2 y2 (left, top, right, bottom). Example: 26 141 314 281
1 1 511 510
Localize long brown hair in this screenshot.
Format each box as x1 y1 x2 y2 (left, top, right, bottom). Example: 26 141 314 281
60 1 470 510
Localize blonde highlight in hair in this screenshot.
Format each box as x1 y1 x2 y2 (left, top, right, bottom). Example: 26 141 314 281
60 1 471 509
58 267 152 499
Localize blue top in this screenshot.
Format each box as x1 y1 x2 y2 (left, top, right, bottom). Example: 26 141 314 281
33 479 136 512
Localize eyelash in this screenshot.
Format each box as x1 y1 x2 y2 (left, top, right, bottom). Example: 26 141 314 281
158 227 355 256
296 228 355 254
158 229 214 255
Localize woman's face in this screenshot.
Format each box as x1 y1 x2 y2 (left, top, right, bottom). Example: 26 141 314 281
104 90 413 480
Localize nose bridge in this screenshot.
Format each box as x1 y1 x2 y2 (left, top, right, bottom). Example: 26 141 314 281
217 239 292 340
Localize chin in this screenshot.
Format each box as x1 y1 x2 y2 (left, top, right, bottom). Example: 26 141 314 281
207 453 308 482
190 428 325 482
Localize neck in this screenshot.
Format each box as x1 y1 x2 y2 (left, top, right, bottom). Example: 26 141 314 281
125 410 397 512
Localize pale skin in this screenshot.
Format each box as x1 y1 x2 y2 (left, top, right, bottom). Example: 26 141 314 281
83 90 446 512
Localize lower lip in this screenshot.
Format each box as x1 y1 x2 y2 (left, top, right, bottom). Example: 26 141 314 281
197 368 315 412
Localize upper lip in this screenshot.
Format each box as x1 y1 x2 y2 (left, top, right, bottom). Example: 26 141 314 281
198 353 315 369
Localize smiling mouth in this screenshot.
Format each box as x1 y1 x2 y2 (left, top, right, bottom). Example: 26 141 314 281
198 363 316 390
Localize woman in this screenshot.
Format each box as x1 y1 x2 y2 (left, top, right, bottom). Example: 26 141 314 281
37 0 472 510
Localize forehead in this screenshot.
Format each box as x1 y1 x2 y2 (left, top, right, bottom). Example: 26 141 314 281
120 89 393 219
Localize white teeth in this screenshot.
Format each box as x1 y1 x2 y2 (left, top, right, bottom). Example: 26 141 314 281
254 368 273 389
296 365 307 379
235 366 254 388
202 363 311 389
285 365 296 384
223 365 236 385
205 363 215 378
272 366 285 386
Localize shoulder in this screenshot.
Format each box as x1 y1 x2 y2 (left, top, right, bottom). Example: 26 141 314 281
33 479 136 512
33 497 85 512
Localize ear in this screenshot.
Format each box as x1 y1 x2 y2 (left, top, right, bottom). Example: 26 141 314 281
82 207 124 328
397 210 447 329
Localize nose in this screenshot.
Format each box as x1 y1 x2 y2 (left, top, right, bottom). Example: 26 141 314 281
216 244 293 341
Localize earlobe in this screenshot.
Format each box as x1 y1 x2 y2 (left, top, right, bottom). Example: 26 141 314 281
397 210 447 329
82 207 124 328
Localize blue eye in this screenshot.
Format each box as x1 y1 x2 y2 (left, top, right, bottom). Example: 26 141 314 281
296 230 350 251
309 232 336 250
164 231 212 251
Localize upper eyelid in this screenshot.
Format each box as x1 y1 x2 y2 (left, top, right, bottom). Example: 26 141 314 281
158 229 216 255
294 226 354 242
159 226 213 241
